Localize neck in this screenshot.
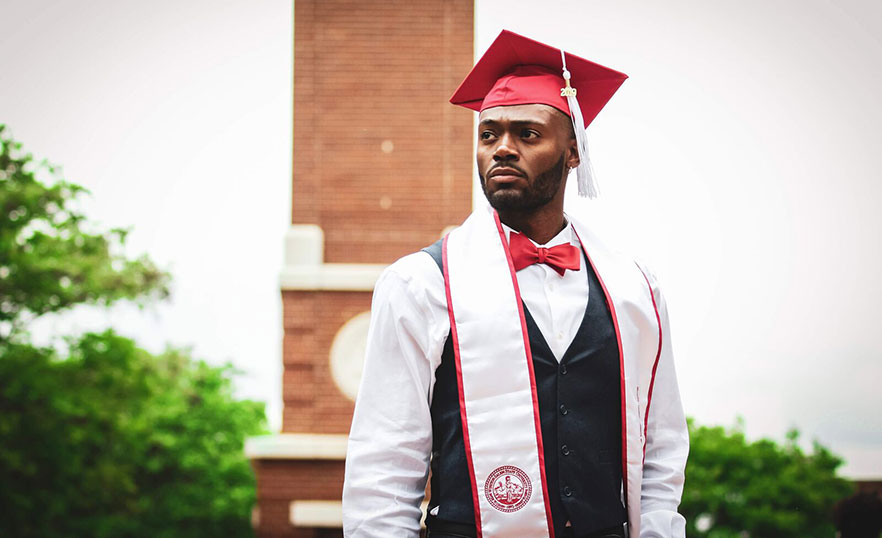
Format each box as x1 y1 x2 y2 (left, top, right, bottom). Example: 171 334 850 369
497 201 567 245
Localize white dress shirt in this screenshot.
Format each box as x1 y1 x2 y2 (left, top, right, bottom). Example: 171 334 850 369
342 220 588 537
503 222 589 361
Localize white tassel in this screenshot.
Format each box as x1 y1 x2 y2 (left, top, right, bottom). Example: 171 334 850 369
561 51 599 199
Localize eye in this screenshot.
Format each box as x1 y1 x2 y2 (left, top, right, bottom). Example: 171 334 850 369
520 129 540 139
480 131 497 141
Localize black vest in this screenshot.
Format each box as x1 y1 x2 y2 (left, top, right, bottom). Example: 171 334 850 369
421 239 626 536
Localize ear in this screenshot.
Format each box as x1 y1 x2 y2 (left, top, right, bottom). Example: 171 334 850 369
565 138 580 169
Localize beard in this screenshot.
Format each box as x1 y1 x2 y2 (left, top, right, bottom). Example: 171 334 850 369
479 153 567 213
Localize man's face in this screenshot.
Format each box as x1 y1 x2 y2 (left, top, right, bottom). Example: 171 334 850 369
477 103 577 213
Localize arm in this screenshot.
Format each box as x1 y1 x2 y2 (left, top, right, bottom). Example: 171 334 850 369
640 267 690 538
342 260 444 537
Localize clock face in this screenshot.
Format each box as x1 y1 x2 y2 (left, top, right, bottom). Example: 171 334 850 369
329 311 372 401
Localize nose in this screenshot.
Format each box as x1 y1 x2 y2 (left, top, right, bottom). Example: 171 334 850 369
493 133 519 162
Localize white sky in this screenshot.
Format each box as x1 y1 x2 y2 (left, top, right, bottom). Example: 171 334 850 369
1 0 879 478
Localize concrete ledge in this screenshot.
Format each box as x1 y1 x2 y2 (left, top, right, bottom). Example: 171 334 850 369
290 501 342 528
245 433 348 460
279 263 386 291
285 225 324 266
280 224 387 291
289 500 429 528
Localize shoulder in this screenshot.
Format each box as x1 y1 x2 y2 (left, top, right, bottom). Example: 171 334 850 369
569 214 668 298
378 249 442 290
570 215 645 273
633 257 660 289
373 248 447 315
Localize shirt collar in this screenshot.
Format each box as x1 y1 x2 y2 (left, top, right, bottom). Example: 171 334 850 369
500 215 580 249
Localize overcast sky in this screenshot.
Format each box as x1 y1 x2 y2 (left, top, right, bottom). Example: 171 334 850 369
1 0 879 478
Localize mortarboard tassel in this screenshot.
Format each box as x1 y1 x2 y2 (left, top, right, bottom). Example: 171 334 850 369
561 50 599 199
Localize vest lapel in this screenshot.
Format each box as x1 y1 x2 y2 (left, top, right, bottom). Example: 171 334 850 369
521 250 593 367
569 216 661 537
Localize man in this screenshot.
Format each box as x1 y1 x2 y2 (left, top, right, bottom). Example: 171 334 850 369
343 30 688 538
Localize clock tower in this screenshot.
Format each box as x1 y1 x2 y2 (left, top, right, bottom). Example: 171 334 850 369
246 1 475 537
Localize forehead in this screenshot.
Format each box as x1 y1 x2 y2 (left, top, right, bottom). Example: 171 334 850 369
478 103 568 128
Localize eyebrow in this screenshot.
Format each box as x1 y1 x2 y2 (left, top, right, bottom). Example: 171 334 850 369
479 118 550 128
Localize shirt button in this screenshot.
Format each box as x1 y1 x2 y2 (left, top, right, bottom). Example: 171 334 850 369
561 444 570 456
560 364 567 375
563 485 573 497
559 404 568 415
556 331 564 340
548 282 556 292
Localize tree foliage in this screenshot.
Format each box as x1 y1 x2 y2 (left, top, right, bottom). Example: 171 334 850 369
0 331 266 538
681 418 854 538
0 124 170 341
0 126 265 537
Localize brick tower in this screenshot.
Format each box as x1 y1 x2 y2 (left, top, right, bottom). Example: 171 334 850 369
247 2 474 537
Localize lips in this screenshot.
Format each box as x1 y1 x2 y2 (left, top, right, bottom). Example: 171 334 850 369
488 167 525 182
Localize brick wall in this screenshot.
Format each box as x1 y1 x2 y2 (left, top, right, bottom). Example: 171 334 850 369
291 0 474 264
284 0 474 443
281 290 370 433
253 460 346 538
254 1 475 536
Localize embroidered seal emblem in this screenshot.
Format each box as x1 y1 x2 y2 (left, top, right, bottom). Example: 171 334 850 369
484 465 532 513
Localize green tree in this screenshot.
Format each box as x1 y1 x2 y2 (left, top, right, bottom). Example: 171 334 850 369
0 124 169 342
0 331 265 538
0 126 266 537
681 418 854 538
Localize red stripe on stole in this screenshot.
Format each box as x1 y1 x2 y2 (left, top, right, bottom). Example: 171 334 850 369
441 234 484 537
636 264 663 463
492 211 555 537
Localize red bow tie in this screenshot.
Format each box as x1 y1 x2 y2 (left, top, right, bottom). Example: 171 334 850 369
508 232 581 276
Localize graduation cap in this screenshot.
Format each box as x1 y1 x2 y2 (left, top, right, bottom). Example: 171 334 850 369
450 30 627 198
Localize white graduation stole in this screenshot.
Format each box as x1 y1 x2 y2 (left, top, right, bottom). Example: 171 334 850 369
443 205 665 537
442 206 554 537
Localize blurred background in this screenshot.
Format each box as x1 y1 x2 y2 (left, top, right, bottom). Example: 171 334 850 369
1 0 880 537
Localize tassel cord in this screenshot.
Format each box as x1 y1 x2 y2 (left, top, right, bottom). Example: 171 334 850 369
561 50 599 199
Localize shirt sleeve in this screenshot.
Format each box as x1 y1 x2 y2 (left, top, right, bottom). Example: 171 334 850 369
342 255 446 537
638 265 690 538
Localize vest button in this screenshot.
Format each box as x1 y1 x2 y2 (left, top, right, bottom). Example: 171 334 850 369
563 485 573 497
559 404 568 415
560 364 568 375
561 444 570 456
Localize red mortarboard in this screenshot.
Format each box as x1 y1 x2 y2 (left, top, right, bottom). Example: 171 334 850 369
450 30 627 198
449 30 628 129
